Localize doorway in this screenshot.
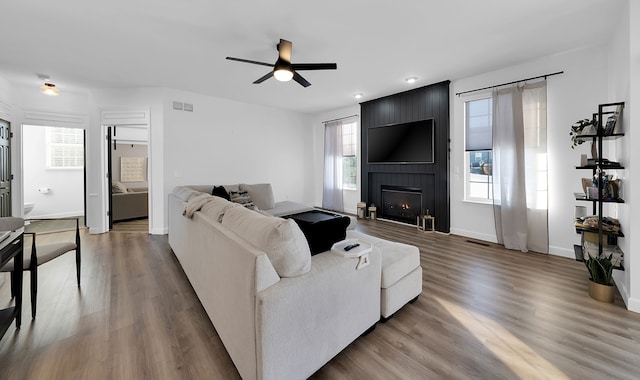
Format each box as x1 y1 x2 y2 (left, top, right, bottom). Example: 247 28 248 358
0 119 11 217
99 108 151 234
22 125 86 229
108 132 149 232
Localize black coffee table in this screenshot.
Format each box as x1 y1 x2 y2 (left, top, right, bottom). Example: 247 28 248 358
285 210 350 255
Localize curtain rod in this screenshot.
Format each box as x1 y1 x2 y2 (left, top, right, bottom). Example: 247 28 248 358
323 114 359 124
455 71 564 96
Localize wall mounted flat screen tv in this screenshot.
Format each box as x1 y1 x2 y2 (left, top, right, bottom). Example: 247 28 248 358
367 119 434 163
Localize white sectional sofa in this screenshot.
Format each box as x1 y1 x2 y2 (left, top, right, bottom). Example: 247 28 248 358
168 185 381 380
168 184 422 379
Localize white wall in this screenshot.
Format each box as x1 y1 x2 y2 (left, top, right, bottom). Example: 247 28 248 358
610 0 640 312
163 89 314 226
310 105 361 214
450 46 609 259
627 0 640 312
0 75 12 121
22 125 84 217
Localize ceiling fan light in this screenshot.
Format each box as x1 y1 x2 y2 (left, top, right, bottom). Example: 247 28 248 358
40 82 60 96
274 68 294 82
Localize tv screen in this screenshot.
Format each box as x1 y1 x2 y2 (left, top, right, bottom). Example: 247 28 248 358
367 119 434 163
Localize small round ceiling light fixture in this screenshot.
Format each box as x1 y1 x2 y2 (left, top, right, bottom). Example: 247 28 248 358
405 76 418 84
354 93 364 99
37 74 60 96
40 82 60 96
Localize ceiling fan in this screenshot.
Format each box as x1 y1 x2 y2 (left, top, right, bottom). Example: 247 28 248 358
226 39 337 87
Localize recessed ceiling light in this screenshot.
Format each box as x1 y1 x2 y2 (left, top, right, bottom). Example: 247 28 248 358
354 93 363 99
405 77 418 84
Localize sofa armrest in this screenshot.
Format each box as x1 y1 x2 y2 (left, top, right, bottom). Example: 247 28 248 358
255 248 381 380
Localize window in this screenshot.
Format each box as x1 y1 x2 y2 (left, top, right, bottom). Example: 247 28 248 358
46 127 84 169
465 97 493 202
341 121 357 190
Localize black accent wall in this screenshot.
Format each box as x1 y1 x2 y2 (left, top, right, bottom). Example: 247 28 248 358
361 80 450 232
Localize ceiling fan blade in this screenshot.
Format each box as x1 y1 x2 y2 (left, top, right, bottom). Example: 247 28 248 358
253 71 274 84
278 39 292 62
293 72 311 87
291 63 337 71
226 57 274 68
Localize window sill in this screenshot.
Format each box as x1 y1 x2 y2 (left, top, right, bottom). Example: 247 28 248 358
463 198 493 206
46 167 84 171
343 187 358 192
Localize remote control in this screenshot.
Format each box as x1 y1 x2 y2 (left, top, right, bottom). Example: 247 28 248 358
344 243 360 251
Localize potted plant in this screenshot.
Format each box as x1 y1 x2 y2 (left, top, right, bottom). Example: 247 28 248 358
582 240 622 302
570 118 597 149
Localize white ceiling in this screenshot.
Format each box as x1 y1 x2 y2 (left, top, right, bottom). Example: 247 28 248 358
0 0 626 114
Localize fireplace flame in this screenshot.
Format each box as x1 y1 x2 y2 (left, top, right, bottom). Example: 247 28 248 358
400 203 410 210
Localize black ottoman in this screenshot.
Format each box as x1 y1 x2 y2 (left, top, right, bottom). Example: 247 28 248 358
285 210 351 255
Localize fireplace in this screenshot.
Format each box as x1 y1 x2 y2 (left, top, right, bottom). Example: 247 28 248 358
381 186 422 224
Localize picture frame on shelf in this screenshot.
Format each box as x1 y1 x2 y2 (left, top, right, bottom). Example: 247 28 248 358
604 104 623 135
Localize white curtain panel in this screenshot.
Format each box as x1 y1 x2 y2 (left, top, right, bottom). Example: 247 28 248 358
322 121 344 212
492 81 548 253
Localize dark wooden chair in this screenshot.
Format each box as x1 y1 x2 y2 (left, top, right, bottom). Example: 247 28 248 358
0 217 81 319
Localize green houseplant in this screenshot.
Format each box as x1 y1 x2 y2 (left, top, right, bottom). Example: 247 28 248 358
582 239 622 302
570 118 597 149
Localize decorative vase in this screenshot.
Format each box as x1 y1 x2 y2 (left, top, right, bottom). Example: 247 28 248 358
591 141 598 159
588 279 614 303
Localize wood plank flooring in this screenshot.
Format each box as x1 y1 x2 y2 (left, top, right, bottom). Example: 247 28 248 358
1 218 640 379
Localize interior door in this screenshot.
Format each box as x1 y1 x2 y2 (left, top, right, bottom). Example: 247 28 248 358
0 119 11 217
83 129 87 226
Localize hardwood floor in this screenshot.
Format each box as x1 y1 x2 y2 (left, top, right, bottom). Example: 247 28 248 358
1 218 640 379
111 218 149 233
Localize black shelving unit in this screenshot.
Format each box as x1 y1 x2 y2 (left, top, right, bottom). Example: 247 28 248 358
573 102 625 269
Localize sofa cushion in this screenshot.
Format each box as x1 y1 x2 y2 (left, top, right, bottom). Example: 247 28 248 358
172 186 203 202
112 181 128 194
200 196 239 222
222 206 311 278
240 183 275 210
229 190 255 209
186 185 214 194
212 185 231 201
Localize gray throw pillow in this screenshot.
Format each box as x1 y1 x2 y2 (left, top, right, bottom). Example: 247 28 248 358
240 183 275 210
112 181 128 194
229 190 255 209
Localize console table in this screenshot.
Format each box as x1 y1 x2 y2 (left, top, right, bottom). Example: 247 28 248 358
0 228 24 340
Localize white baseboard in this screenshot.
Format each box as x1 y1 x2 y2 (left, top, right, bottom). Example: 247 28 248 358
28 211 84 219
548 245 575 260
449 228 498 244
89 227 108 234
626 297 640 314
151 227 167 235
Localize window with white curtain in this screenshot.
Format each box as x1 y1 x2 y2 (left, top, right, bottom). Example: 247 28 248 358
465 97 493 202
341 120 357 190
45 127 84 169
